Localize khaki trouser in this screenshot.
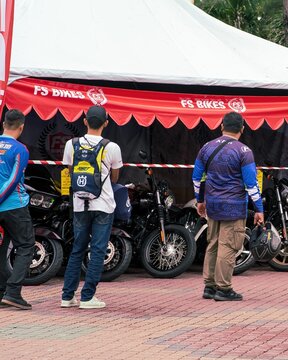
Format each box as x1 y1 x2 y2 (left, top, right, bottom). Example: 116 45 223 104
203 218 246 290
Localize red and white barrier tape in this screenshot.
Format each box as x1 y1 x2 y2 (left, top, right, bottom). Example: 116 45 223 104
123 163 195 168
27 160 288 170
256 167 288 170
28 160 64 165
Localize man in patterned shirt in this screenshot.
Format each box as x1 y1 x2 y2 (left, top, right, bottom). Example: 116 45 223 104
192 112 264 301
0 109 35 310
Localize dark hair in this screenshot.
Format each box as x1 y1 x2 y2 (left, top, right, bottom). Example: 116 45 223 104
4 109 25 130
222 112 244 133
86 105 107 129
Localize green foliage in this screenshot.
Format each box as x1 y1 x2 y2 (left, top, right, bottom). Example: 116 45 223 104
194 0 286 46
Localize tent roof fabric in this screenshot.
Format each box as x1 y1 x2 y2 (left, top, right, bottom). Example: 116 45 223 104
5 78 288 130
10 0 288 89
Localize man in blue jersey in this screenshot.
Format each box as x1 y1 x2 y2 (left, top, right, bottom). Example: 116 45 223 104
0 109 35 310
192 112 264 301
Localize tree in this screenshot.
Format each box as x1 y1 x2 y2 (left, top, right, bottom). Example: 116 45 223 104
284 0 288 45
194 0 286 46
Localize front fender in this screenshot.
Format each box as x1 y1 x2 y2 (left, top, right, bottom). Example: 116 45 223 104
111 227 131 239
34 227 63 241
183 198 198 210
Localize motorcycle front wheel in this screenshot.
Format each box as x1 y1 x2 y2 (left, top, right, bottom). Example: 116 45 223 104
81 235 133 281
233 229 255 275
192 227 255 275
268 227 288 271
140 224 197 278
7 236 63 285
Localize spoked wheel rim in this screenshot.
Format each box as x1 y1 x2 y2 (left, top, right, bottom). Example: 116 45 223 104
146 231 188 271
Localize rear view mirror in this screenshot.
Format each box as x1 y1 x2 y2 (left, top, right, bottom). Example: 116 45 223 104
139 150 147 160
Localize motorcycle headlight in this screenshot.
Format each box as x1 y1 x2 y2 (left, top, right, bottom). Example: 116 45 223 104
30 193 55 208
164 195 174 209
281 184 288 205
30 193 44 206
42 197 55 209
282 192 288 205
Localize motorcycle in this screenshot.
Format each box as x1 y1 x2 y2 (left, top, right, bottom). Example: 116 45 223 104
7 175 133 284
168 198 256 275
6 176 65 285
82 152 197 278
261 171 288 271
127 154 197 278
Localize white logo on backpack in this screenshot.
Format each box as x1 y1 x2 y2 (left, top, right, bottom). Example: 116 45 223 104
77 175 87 187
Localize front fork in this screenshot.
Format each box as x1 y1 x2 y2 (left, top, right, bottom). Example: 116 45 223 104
156 190 167 246
275 185 288 244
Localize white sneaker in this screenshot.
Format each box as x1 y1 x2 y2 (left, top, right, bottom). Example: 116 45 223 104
61 296 78 308
79 296 106 309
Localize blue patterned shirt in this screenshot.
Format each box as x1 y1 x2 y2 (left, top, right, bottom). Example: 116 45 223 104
0 135 29 211
192 135 263 221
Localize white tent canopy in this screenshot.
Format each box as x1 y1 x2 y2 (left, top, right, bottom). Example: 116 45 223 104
10 0 288 89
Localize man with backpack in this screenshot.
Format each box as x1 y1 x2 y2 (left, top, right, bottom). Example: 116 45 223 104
61 105 123 309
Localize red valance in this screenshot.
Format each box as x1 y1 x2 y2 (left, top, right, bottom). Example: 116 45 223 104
5 77 288 130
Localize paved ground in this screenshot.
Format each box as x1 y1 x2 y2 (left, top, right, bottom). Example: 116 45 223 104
1 264 288 360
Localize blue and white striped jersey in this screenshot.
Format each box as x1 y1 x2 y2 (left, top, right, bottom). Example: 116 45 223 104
192 135 263 221
0 135 29 211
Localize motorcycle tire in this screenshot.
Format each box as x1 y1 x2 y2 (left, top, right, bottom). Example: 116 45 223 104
7 236 63 285
268 227 288 271
140 224 197 278
192 227 255 274
233 229 255 275
81 235 133 281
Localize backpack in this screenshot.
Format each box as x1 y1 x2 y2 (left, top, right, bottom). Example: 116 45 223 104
112 183 132 221
71 137 110 206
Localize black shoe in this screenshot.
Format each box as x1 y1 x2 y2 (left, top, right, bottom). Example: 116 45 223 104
214 289 243 301
0 291 10 308
1 295 32 310
203 286 217 299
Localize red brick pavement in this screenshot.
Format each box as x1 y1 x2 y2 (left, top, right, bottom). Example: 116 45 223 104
1 265 288 360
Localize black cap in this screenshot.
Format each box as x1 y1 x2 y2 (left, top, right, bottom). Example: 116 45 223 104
222 112 244 133
86 105 107 124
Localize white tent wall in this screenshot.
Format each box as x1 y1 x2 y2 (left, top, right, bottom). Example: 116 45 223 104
10 0 288 89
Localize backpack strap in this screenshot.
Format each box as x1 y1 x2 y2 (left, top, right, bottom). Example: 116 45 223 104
205 139 236 173
99 138 111 185
198 139 236 203
72 137 80 147
100 138 110 147
72 136 108 153
99 138 110 155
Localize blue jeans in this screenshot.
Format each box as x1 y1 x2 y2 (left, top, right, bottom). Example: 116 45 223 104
62 210 114 301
